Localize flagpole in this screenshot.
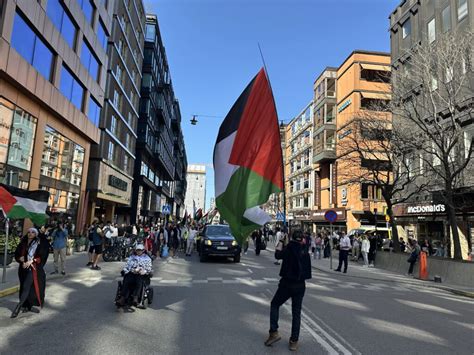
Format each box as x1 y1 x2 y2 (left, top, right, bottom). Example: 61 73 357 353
258 43 288 235
1 208 8 284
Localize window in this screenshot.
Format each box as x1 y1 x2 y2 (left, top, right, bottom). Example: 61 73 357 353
419 154 424 174
361 183 369 199
110 115 117 135
47 0 77 48
113 90 120 108
97 20 108 50
108 142 115 161
125 133 130 149
445 66 454 82
430 75 438 91
60 65 84 110
11 13 54 81
87 96 101 126
77 0 94 24
428 18 436 43
458 0 468 21
402 18 411 39
442 6 451 32
81 40 100 81
124 155 129 172
465 131 472 159
145 23 156 41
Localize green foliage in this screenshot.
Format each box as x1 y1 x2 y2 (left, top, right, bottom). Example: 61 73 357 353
0 233 21 253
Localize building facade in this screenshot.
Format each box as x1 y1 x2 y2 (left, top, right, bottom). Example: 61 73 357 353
184 164 206 214
335 51 391 232
86 0 146 225
0 0 112 232
131 14 186 224
389 0 473 255
285 102 314 228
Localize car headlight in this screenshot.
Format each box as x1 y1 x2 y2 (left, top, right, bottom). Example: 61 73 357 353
205 240 212 246
232 240 238 246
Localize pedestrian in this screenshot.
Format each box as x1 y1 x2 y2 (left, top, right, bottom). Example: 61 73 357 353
186 224 197 256
407 239 421 276
87 220 104 270
368 233 377 267
314 233 322 260
254 229 263 256
335 232 351 273
361 235 370 267
351 236 360 262
264 230 311 351
11 228 50 318
51 222 68 275
399 238 406 253
274 227 283 265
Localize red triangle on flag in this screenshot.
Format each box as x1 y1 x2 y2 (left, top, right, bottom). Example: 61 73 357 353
0 186 17 214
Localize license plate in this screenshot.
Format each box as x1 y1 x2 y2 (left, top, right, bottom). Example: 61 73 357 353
216 246 228 250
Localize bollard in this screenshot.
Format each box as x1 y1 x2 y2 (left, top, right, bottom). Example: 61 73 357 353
434 275 442 283
419 251 428 280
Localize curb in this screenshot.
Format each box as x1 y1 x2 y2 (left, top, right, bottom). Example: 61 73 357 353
0 285 20 298
311 264 474 299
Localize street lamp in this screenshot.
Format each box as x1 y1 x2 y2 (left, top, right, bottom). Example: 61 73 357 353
189 114 223 126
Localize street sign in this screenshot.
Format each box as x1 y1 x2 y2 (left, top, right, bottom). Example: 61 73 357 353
324 210 338 223
385 215 390 222
162 204 171 215
276 212 285 221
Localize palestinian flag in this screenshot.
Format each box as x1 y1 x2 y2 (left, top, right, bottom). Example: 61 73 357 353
0 184 49 226
213 68 283 245
194 208 203 221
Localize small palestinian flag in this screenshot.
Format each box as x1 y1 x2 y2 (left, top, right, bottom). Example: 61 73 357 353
213 69 283 245
0 184 49 226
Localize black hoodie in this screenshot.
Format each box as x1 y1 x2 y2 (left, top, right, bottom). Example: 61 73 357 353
275 240 312 282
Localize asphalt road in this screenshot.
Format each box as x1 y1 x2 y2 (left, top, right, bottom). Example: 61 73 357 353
0 245 473 355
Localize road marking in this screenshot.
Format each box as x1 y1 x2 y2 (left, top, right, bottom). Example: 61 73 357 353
192 280 208 284
264 289 359 355
263 278 279 282
207 277 223 281
247 268 253 274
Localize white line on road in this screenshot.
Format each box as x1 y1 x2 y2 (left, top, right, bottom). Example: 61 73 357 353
247 268 253 274
207 277 223 281
264 289 360 355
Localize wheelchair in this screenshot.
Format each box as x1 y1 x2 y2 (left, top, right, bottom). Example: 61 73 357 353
115 273 154 310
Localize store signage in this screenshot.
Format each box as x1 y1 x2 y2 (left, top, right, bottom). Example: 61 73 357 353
312 208 346 221
341 187 348 206
338 129 352 140
108 175 128 191
338 99 352 113
407 204 445 214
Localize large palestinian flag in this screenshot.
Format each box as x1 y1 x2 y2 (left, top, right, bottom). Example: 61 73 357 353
0 184 49 226
213 68 283 245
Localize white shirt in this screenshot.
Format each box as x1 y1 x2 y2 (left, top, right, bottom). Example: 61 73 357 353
339 236 351 250
275 231 282 246
189 229 197 240
361 239 370 253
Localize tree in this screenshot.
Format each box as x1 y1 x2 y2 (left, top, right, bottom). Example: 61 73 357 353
391 30 474 259
337 109 430 252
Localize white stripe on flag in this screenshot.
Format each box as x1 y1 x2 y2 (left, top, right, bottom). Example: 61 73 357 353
243 206 271 225
214 131 239 197
15 196 48 214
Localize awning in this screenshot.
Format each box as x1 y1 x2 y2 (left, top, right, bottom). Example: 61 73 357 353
360 92 391 100
360 63 391 72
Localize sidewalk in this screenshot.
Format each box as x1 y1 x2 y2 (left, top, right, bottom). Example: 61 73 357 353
266 246 474 298
0 251 91 297
310 253 474 298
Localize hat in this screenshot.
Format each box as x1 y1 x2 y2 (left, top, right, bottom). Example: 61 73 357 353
135 244 145 250
28 227 39 235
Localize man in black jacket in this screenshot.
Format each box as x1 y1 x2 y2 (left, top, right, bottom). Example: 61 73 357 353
264 229 312 351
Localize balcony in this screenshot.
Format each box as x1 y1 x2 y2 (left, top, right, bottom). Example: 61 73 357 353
313 143 336 163
289 120 312 143
289 141 311 160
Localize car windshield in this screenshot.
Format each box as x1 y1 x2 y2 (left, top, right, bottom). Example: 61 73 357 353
206 226 233 237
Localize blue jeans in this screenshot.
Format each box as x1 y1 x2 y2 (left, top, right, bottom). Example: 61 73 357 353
270 279 306 341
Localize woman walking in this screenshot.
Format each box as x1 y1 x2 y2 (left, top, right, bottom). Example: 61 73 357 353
11 228 50 318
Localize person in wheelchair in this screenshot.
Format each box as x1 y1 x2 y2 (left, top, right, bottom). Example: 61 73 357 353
117 244 152 308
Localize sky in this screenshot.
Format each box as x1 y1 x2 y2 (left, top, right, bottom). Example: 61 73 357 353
144 0 401 210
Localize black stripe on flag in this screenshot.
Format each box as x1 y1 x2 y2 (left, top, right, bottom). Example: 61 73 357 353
0 184 49 202
215 74 257 144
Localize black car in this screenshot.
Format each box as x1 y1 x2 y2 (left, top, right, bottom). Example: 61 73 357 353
199 224 241 263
